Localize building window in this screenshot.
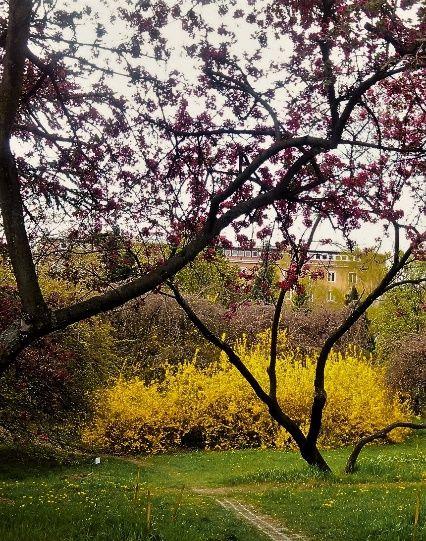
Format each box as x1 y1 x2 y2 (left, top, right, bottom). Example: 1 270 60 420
348 272 357 284
245 251 251 257
341 255 347 261
231 250 238 256
224 250 231 256
327 291 335 302
315 254 321 260
252 251 258 257
322 254 327 260
335 255 341 261
328 271 336 282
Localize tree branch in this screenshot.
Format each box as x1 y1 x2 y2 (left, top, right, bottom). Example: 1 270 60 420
306 231 414 448
205 66 282 139
383 277 426 293
339 138 424 153
335 66 407 142
268 214 322 400
14 124 74 143
317 30 339 131
167 281 309 449
345 422 426 473
268 288 285 400
364 22 424 57
173 127 276 138
207 139 330 231
168 282 270 404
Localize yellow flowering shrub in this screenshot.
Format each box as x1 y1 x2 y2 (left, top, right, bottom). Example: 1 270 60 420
84 332 410 453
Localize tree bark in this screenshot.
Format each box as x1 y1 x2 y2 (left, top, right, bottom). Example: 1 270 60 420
301 444 331 472
0 0 49 323
345 422 426 473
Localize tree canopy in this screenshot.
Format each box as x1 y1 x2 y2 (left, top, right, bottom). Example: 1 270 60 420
0 1 424 379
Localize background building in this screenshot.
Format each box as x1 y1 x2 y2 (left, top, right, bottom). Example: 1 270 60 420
223 246 387 305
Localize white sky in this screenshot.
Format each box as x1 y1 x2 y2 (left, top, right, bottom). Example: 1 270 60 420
14 0 425 252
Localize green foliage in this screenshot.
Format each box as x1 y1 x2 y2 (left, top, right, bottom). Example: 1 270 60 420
368 262 426 358
251 254 279 304
367 261 425 413
0 260 119 458
291 287 312 309
345 285 360 305
0 315 118 460
175 252 240 305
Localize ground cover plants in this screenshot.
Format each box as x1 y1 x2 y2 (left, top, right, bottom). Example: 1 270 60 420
0 435 424 541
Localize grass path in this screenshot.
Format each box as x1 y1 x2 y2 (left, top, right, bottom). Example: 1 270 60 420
127 457 307 540
190 478 426 541
123 435 425 541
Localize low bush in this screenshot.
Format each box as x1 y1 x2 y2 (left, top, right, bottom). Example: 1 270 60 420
111 294 373 380
0 263 119 456
84 332 410 454
386 333 426 414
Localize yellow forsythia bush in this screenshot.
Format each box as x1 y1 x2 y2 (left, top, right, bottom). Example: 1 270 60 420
83 332 410 453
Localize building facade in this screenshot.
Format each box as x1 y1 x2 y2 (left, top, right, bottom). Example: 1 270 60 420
223 246 385 305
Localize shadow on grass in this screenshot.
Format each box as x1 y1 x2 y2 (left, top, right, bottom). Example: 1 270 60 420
0 444 92 481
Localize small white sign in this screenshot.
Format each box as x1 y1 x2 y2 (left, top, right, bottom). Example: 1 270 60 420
94 457 101 465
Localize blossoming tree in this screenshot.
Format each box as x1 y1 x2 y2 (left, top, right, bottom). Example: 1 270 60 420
0 0 424 469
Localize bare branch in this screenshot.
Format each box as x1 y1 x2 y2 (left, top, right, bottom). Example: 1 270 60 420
383 278 426 293
365 22 425 57
205 66 282 139
167 281 311 450
14 124 74 143
345 422 426 473
173 127 276 138
339 138 425 153
268 214 322 400
268 288 285 400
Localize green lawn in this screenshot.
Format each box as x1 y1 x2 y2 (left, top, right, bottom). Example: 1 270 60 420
0 435 424 540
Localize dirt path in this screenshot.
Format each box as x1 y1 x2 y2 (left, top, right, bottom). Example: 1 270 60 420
217 497 306 541
193 488 306 541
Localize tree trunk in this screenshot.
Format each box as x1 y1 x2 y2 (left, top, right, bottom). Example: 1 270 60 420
300 443 331 472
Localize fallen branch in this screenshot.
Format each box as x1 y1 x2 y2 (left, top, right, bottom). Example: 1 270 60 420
345 421 426 473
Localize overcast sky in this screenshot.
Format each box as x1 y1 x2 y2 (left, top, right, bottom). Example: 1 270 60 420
19 1 425 252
